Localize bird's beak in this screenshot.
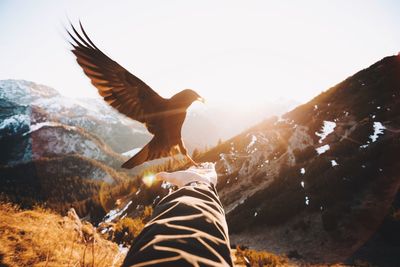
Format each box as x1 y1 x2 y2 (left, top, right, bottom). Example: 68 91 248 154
197 97 205 103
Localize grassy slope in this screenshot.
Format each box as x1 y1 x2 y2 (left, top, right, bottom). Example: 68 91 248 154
0 203 124 267
0 202 295 267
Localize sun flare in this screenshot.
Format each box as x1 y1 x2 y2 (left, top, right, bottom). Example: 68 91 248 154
142 173 156 187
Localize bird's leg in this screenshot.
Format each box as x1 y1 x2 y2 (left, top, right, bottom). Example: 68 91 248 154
185 153 199 167
178 141 199 167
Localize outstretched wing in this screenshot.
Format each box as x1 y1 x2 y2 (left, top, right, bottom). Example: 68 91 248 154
67 22 166 135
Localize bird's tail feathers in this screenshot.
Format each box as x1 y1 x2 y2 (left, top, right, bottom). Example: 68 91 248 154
121 143 150 169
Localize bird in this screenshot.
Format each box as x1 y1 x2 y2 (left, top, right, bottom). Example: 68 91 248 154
66 22 204 169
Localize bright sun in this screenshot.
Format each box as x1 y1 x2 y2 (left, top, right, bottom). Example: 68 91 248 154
142 173 156 187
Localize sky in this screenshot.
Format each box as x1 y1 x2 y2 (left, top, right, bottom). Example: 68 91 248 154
0 0 399 112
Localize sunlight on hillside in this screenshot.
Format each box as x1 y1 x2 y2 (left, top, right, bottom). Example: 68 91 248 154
0 203 124 267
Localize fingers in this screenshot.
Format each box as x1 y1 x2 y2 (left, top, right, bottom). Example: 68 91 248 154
155 172 179 186
188 162 215 171
154 162 217 188
155 171 190 187
155 172 168 181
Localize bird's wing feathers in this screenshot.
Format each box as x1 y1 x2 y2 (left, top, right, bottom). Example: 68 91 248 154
67 22 166 135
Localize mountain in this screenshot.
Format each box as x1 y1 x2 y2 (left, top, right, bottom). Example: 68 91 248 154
0 80 144 220
183 99 298 152
198 55 400 264
1 121 127 169
0 80 211 222
0 79 151 154
0 79 296 155
1 55 400 265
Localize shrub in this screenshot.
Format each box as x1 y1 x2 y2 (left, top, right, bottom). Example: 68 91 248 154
234 246 289 266
113 217 145 246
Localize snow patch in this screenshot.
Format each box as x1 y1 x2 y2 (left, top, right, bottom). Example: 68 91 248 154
24 121 76 135
370 122 385 142
0 114 30 137
246 135 257 151
315 121 336 143
359 122 386 148
103 200 132 223
118 244 129 254
122 148 142 157
316 144 330 155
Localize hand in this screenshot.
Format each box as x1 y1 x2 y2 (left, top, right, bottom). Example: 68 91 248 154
155 162 217 188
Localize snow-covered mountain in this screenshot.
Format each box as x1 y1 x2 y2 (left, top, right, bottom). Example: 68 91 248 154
0 79 297 155
198 55 400 264
0 80 151 154
0 80 145 219
1 122 126 169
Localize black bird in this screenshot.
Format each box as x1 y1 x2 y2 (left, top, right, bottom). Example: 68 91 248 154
67 23 204 169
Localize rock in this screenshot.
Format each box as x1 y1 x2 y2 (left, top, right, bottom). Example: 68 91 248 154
65 208 83 240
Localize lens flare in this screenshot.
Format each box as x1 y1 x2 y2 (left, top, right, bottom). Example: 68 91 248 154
142 173 156 187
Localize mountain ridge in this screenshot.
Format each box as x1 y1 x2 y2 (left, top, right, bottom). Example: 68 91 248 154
1 55 400 265
197 54 400 263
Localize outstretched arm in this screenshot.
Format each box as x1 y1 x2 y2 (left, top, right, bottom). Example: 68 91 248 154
122 163 233 267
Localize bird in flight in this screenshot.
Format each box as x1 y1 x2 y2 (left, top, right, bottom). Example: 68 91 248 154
67 22 204 169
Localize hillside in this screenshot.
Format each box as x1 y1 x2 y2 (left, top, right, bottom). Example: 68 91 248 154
0 202 296 267
0 155 134 222
0 203 125 267
0 79 151 153
198 55 400 264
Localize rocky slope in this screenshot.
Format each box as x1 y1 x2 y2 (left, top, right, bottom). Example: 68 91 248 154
199 55 400 264
1 122 125 169
0 79 151 154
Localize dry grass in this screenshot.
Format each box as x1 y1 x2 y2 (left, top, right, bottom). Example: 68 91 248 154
232 246 290 267
100 205 152 247
0 203 124 267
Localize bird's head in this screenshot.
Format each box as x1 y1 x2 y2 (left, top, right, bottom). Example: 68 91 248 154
173 89 205 107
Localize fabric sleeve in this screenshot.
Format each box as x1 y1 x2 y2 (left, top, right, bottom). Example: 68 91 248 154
122 182 234 267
